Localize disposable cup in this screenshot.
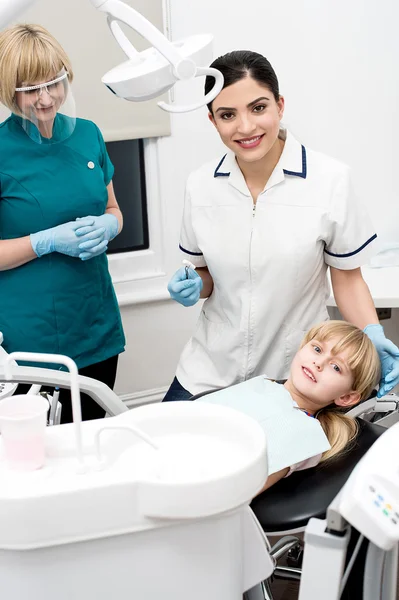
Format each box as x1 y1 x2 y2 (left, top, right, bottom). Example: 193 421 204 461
0 394 49 471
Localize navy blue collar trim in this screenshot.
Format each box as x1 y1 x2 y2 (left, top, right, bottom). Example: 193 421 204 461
214 154 230 177
283 145 307 179
214 145 307 179
325 234 377 258
179 243 203 256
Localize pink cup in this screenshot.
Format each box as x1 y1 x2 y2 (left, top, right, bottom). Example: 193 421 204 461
0 394 49 471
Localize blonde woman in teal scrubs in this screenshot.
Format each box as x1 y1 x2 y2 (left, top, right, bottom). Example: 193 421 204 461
0 24 125 422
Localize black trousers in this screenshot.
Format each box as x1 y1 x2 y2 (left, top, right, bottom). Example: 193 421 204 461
16 355 119 423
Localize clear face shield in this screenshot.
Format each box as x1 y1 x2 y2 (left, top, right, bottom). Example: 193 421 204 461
14 68 76 144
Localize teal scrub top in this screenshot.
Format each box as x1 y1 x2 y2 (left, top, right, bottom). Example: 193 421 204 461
0 114 125 369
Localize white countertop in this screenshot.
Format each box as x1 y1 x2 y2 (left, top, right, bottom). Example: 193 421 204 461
328 266 399 308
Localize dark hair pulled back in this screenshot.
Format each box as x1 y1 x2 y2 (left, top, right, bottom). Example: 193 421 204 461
205 50 280 113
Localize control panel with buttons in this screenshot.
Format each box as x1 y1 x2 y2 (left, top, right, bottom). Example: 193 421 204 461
340 421 399 551
369 485 399 526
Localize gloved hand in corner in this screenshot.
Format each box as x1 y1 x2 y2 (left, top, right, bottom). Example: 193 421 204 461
364 324 399 397
75 214 119 261
167 267 203 307
30 218 106 258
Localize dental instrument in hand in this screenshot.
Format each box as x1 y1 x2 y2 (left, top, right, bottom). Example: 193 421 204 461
182 259 197 279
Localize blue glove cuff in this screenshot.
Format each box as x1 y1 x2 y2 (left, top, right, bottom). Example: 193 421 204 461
363 324 384 335
102 214 119 241
30 231 54 258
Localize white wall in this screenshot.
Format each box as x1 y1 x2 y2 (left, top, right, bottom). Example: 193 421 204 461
114 0 399 403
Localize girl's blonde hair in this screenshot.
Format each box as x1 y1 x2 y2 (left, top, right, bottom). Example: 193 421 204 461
301 320 381 463
0 23 73 114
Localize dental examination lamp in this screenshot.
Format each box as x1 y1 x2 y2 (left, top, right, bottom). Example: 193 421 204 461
0 0 223 113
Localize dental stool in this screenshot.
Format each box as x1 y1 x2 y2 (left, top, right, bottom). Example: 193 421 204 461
190 388 386 600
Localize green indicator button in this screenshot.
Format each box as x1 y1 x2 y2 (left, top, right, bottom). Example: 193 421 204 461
383 509 389 516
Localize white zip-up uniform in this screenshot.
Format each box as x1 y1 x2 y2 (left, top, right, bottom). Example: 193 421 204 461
176 130 377 395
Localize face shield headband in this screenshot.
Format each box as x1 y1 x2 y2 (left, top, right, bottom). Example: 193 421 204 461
15 70 69 95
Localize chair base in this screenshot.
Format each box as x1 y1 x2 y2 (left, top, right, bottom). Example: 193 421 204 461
257 535 303 600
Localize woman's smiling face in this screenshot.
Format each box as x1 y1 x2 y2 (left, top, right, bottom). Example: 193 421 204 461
15 71 66 126
209 75 284 164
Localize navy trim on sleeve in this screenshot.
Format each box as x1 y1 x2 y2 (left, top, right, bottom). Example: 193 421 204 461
179 244 203 256
214 154 230 177
283 145 307 179
324 233 377 258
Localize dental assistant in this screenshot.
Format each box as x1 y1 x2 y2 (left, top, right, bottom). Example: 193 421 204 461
165 50 399 402
0 24 125 421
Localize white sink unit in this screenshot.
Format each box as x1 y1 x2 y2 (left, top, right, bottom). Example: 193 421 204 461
0 400 272 600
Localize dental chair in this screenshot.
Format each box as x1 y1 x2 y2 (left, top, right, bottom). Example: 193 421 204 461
251 418 385 599
0 334 395 598
190 387 388 600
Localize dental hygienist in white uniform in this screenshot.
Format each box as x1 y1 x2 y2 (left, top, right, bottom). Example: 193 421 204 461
164 50 399 402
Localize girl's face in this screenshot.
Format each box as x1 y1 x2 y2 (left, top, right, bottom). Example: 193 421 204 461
289 337 360 409
209 75 284 164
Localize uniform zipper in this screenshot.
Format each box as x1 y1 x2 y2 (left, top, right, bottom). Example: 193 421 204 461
244 201 257 379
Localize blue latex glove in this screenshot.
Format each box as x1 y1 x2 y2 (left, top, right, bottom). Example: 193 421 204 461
364 324 399 397
167 266 203 307
30 218 106 258
78 239 108 261
75 214 119 243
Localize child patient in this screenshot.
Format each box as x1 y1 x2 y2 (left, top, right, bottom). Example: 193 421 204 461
197 321 381 493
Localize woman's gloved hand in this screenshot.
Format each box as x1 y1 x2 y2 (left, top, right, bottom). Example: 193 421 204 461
78 239 108 261
167 267 203 307
30 218 106 258
75 214 118 261
75 214 119 243
364 324 399 397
